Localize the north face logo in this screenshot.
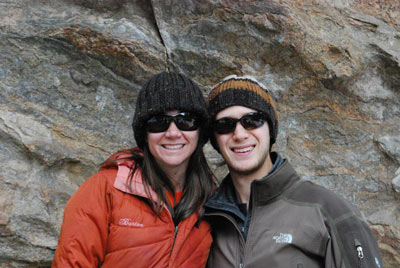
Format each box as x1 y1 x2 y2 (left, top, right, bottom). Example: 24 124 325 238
273 233 293 244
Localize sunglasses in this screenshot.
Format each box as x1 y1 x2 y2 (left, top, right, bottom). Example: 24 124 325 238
213 112 266 134
146 112 201 133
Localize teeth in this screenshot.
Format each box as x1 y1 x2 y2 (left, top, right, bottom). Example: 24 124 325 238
233 146 254 153
163 144 184 149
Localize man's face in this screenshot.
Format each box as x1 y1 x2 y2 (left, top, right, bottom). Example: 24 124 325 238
214 106 272 178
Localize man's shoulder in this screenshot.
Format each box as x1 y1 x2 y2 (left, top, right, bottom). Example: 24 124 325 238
286 180 363 220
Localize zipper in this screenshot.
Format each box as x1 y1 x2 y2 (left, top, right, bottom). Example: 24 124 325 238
205 212 246 266
170 225 179 256
354 239 364 268
240 185 257 268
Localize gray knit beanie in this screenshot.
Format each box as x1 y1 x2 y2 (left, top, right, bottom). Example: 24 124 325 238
132 71 208 149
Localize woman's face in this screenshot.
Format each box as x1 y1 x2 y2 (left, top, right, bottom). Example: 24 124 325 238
147 110 200 172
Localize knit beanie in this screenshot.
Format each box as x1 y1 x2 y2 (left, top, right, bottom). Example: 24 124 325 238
207 75 279 151
132 71 208 149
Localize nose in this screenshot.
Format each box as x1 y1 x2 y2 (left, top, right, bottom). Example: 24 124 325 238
165 121 182 138
232 121 249 141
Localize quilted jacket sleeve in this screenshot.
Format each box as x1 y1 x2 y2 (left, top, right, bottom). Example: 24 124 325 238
52 169 114 267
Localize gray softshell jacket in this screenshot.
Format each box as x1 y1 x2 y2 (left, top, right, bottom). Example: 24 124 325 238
204 155 383 268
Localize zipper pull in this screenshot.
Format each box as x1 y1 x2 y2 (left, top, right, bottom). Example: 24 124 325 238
239 264 243 268
357 246 364 259
354 239 364 259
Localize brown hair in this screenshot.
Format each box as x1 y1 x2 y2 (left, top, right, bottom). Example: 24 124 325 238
113 129 215 225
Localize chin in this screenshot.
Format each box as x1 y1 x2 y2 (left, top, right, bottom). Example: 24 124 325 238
161 158 187 167
232 168 258 176
229 161 263 175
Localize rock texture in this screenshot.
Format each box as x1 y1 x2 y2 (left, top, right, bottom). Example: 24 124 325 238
0 0 399 266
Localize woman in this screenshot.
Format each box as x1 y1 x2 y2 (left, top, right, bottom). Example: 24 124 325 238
52 72 215 267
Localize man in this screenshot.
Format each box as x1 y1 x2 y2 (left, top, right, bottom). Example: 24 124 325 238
204 75 383 268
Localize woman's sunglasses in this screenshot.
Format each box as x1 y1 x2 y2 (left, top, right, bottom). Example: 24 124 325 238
213 112 266 134
146 112 200 133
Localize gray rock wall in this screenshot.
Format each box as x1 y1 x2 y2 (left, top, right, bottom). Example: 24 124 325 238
0 0 399 266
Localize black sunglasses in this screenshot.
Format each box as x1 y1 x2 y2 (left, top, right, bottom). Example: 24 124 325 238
213 112 266 134
146 112 201 133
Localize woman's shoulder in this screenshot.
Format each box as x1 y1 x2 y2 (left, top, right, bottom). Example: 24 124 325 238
101 147 142 169
79 147 141 188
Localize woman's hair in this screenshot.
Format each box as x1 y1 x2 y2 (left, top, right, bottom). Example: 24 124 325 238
126 126 215 225
110 71 215 224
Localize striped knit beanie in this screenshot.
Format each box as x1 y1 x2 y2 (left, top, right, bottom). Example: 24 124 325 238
132 71 208 149
207 75 279 150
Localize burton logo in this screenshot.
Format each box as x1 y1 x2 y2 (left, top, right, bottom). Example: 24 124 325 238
119 218 144 227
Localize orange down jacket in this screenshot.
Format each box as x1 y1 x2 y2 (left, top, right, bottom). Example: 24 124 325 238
52 151 212 268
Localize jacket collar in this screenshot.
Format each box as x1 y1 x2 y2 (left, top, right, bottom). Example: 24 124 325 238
252 159 299 206
205 153 300 210
113 159 160 203
204 173 244 219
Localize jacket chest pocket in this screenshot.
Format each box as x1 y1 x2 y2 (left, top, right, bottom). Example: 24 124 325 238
248 203 327 267
107 222 171 253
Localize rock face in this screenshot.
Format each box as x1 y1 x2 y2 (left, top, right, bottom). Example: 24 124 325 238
0 0 399 266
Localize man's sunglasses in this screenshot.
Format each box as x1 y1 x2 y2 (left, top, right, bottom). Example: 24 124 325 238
146 112 200 133
213 112 266 134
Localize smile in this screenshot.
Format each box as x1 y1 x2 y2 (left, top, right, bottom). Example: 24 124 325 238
163 144 184 149
232 146 254 153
